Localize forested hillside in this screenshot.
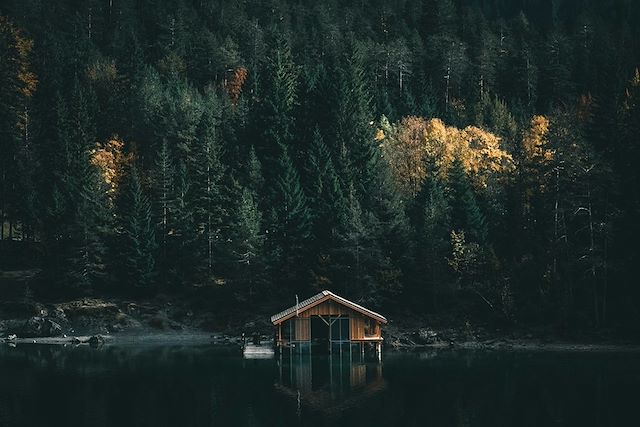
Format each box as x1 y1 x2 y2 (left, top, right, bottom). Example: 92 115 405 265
1 0 639 331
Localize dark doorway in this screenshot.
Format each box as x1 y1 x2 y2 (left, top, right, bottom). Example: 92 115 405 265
311 316 330 353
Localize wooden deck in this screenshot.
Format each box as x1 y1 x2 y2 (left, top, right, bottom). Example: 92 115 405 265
243 342 275 359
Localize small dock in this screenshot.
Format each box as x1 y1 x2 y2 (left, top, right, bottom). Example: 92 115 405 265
242 342 275 359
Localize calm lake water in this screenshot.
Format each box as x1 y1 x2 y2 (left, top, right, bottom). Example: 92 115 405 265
1 341 639 427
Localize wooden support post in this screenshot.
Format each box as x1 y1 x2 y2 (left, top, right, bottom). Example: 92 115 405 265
289 320 293 358
329 314 332 355
278 324 282 348
279 347 283 383
339 317 342 356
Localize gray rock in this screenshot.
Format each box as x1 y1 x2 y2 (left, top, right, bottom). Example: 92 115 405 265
46 319 62 336
51 307 67 321
88 335 105 347
108 323 123 333
413 328 440 344
21 316 63 337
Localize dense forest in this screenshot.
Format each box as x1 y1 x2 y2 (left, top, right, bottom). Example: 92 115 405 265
1 0 639 332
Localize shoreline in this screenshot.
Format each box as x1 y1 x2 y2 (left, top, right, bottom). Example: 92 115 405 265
2 332 640 354
2 295 639 353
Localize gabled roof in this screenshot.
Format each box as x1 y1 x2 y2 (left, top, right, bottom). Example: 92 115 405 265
270 290 388 325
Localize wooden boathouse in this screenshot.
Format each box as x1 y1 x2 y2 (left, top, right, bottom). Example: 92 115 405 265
271 290 387 355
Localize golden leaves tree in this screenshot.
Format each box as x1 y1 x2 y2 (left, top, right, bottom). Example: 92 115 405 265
225 66 248 105
380 116 514 197
522 115 553 164
90 137 133 200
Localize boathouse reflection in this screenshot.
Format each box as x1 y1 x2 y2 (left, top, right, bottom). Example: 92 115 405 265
275 348 386 417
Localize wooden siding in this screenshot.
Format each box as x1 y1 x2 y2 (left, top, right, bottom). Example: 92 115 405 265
294 318 310 341
296 300 351 317
276 299 383 343
350 314 381 341
351 316 365 340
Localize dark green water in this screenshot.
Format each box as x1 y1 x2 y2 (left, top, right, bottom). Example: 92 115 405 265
0 342 639 427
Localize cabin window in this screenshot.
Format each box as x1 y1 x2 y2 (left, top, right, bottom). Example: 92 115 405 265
364 318 377 337
330 316 350 341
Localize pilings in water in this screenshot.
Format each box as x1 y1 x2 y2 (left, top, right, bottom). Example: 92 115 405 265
274 340 383 362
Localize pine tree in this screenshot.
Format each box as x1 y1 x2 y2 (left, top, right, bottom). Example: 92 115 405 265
67 80 111 289
191 98 226 278
244 145 264 195
114 164 156 290
304 128 348 288
228 185 265 298
169 160 198 285
266 147 311 292
448 158 488 244
256 34 298 165
334 39 376 196
38 81 110 291
334 40 413 302
305 128 346 245
335 187 401 307
0 16 37 240
418 168 451 306
151 138 175 280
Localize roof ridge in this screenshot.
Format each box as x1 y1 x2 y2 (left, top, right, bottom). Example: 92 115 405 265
270 290 387 324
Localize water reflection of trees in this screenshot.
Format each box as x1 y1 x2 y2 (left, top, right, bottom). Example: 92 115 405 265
0 344 274 427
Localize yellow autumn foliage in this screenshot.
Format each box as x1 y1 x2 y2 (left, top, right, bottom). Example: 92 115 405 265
381 116 514 195
522 115 553 163
1 16 38 133
90 137 133 197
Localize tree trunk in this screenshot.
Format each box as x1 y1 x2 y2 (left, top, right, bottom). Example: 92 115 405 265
601 197 610 325
206 140 213 274
586 179 599 328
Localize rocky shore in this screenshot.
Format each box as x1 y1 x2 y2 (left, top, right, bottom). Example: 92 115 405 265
1 281 638 352
382 320 640 352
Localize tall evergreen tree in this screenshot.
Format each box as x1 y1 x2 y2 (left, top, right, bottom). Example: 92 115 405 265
169 160 198 285
151 138 175 283
334 39 376 196
305 128 346 246
256 34 298 165
416 168 451 308
190 97 227 278
448 158 488 244
227 185 265 298
0 16 37 240
39 81 109 291
266 147 311 292
113 164 156 290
